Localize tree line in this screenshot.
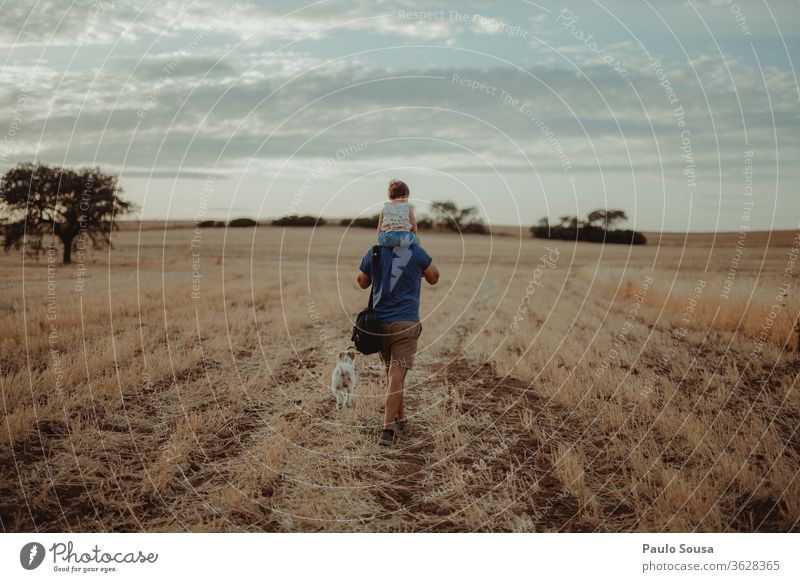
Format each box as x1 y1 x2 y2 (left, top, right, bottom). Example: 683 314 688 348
531 209 647 245
1 163 645 265
336 200 487 234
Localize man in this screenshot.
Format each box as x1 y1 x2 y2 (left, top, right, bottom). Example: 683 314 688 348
357 243 439 446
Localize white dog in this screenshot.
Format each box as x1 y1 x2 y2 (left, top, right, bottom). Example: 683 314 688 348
331 349 358 409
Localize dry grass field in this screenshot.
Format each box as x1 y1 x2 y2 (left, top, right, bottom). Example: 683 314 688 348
1 224 799 532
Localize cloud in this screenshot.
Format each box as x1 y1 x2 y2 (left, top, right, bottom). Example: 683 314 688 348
0 0 177 46
3 52 790 184
131 55 237 80
1 0 798 229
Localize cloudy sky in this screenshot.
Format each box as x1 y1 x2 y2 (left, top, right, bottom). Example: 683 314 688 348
1 0 798 230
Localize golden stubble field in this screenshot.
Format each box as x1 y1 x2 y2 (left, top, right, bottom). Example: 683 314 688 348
1 224 798 532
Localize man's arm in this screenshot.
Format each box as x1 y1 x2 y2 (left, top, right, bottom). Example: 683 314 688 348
357 272 371 289
423 263 439 285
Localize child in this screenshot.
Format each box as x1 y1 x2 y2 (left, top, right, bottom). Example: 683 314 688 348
377 179 418 249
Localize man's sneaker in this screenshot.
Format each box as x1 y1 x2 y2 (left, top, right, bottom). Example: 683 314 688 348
395 418 409 435
379 429 395 446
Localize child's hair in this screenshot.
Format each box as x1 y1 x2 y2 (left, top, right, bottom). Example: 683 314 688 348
388 179 409 200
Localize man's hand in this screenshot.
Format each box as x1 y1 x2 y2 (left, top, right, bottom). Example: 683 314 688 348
423 264 439 285
357 272 371 289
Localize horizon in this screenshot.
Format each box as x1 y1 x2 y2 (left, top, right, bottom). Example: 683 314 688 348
116 215 800 236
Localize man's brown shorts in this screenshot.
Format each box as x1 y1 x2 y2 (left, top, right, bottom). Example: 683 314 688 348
379 321 422 369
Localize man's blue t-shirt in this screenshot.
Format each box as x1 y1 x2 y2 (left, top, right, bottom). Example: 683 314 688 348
359 245 433 323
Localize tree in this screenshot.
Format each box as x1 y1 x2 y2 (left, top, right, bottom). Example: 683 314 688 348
587 209 627 230
340 215 379 228
271 215 326 227
531 208 645 245
430 200 486 234
228 217 258 227
0 162 134 264
558 215 581 230
531 217 550 238
416 216 433 230
429 201 459 229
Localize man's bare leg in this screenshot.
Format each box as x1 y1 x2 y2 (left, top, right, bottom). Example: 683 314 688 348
382 362 405 433
397 391 405 422
383 365 407 430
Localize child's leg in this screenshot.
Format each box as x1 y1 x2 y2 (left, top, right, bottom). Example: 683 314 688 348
378 231 394 248
398 231 417 248
379 231 403 248
379 231 418 248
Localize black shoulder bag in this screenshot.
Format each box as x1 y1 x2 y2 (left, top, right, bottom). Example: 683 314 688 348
351 245 383 355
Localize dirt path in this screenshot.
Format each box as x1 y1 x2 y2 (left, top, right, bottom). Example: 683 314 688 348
203 278 590 532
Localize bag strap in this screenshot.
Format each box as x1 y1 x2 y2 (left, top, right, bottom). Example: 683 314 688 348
367 245 380 311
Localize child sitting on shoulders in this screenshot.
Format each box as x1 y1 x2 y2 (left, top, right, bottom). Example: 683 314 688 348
377 179 418 249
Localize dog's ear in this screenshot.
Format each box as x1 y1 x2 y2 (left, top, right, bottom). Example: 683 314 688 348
347 349 356 361
337 351 344 360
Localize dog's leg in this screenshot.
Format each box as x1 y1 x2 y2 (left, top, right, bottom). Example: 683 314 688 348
349 371 357 408
331 370 340 408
